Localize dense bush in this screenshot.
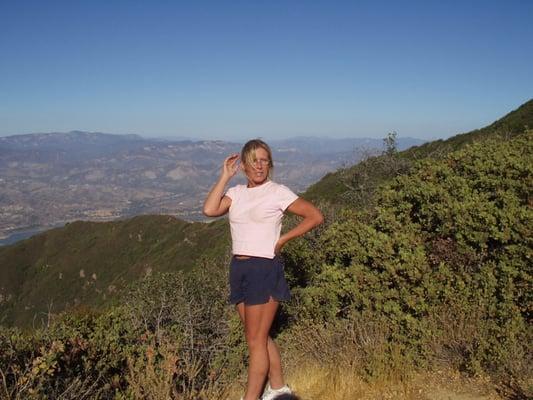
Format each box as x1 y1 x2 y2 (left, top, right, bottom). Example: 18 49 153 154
0 307 136 399
284 133 532 380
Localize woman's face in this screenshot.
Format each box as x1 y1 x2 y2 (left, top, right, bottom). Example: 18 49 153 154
243 147 271 187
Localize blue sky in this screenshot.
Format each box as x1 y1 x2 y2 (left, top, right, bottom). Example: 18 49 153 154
1 0 532 140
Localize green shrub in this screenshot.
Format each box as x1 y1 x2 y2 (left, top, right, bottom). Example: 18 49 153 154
284 133 532 380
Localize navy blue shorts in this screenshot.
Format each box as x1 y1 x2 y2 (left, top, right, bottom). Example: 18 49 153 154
229 255 291 305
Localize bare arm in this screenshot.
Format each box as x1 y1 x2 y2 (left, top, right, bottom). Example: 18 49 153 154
275 197 324 254
203 154 239 217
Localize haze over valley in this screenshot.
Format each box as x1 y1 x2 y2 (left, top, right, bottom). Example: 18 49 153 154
0 131 423 243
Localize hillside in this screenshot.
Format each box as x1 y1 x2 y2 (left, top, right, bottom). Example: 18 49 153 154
0 215 230 328
303 99 533 204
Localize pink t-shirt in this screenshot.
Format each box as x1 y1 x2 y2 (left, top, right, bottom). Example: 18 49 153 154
225 180 299 259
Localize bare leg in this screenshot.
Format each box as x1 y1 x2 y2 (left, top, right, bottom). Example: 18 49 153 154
236 303 285 389
266 337 285 389
236 305 285 390
236 299 280 400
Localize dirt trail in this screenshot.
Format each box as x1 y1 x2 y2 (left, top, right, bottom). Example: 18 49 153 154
427 389 498 400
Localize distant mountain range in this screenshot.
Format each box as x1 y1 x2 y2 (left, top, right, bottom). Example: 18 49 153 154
0 132 423 242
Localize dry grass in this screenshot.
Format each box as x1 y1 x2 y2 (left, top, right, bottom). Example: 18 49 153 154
259 316 513 400
286 362 503 400
121 310 530 400
124 341 232 400
125 344 178 400
223 316 510 400
224 362 504 400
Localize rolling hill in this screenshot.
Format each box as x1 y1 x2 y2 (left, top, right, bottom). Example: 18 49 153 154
0 215 230 328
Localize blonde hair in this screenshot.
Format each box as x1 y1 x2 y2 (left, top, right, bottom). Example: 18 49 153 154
241 139 274 179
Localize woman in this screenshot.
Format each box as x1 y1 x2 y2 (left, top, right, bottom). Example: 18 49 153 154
203 139 323 400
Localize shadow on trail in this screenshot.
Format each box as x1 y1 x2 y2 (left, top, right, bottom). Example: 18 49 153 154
271 394 302 400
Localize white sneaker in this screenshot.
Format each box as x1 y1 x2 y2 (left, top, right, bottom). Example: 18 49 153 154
261 384 292 400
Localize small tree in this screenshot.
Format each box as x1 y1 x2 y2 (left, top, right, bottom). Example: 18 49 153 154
382 131 398 157
336 131 410 209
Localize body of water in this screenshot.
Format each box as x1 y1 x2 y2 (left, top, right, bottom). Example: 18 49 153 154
0 226 60 246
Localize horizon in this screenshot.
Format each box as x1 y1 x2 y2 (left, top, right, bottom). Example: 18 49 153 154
1 1 532 141
0 129 429 143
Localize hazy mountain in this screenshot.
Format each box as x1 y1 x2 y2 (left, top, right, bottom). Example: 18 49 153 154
0 132 424 242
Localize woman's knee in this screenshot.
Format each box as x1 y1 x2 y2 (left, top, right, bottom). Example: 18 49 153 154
246 331 268 350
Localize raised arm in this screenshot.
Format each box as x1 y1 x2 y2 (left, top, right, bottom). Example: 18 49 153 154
275 197 324 254
203 154 239 217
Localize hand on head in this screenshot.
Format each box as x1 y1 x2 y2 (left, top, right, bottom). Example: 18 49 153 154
223 153 240 180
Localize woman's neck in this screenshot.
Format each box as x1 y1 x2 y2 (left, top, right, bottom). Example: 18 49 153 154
246 179 270 188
